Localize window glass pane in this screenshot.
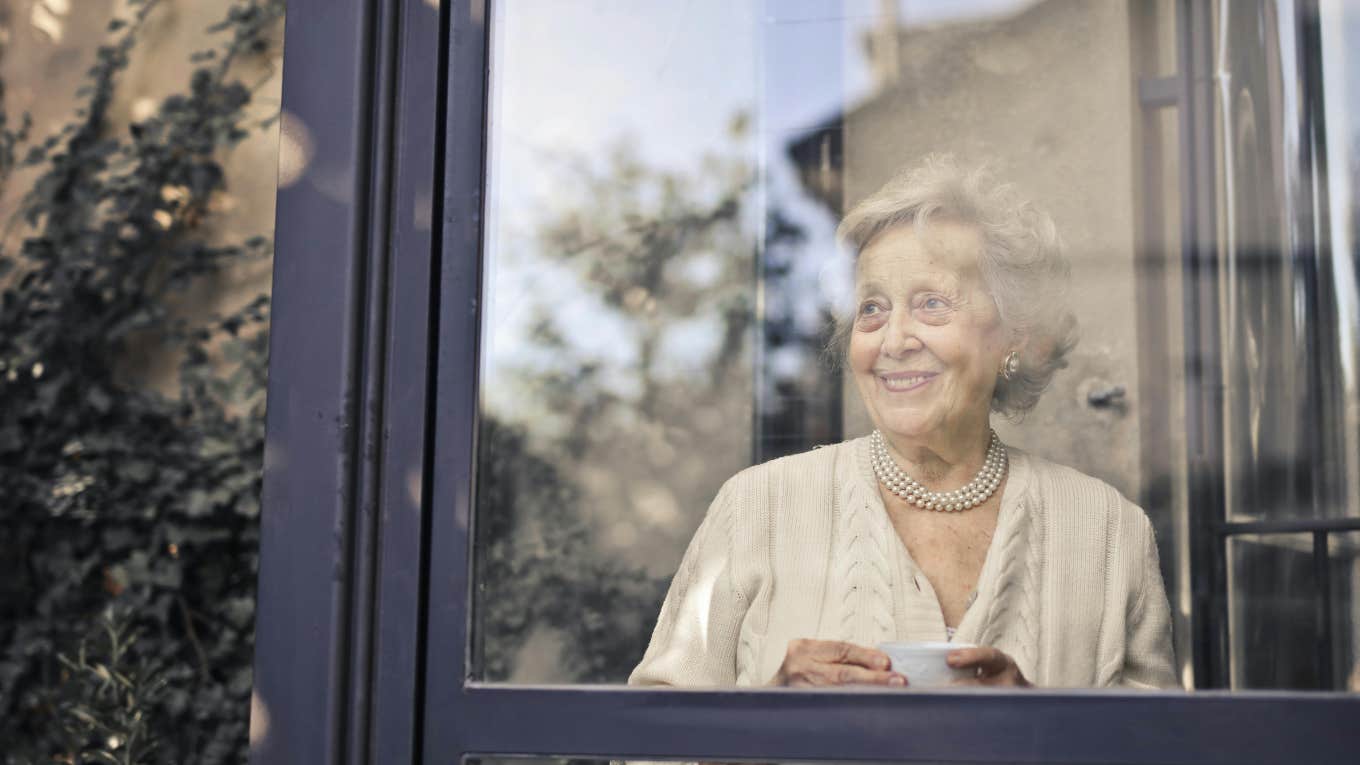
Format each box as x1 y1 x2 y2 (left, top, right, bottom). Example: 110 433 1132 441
1220 0 1358 525
476 0 764 684
1228 534 1321 689
1227 531 1360 690
470 0 1360 695
1319 0 1360 529
1331 532 1360 691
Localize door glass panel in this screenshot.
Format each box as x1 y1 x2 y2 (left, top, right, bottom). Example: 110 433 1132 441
476 0 764 684
1228 534 1321 689
1331 532 1360 690
469 0 1360 694
1228 531 1360 690
1220 0 1358 525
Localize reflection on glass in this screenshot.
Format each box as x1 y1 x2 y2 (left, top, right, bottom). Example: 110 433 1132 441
1228 534 1321 689
1320 1 1360 694
1319 0 1360 525
1330 533 1360 691
471 0 1360 693
1218 1 1353 524
1211 1 1360 691
475 0 764 683
1226 531 1360 690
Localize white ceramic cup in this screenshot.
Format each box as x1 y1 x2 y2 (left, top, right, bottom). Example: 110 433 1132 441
878 641 975 687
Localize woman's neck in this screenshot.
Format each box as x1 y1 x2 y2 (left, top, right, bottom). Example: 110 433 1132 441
882 424 992 488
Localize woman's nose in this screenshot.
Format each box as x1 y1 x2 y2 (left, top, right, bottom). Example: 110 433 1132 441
880 311 923 358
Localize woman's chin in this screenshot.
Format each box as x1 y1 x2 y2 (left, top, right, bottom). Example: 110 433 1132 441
873 419 938 443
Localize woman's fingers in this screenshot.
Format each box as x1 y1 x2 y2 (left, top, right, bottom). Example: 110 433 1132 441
946 646 1031 687
787 662 906 687
807 639 892 671
947 646 1008 674
774 639 906 686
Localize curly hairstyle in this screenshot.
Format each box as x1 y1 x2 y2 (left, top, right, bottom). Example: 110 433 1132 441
831 154 1078 416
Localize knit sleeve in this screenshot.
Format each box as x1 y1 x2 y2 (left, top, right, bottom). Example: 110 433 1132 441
628 476 749 687
1119 513 1179 689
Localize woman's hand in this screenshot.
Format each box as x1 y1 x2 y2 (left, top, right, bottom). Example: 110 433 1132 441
770 639 907 687
947 645 1031 687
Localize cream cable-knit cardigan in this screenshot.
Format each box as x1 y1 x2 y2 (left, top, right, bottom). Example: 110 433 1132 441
629 436 1178 689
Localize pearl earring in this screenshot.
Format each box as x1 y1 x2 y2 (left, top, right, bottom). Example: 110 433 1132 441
1001 350 1020 380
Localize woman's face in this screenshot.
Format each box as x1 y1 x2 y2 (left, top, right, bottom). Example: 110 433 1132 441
849 220 1010 447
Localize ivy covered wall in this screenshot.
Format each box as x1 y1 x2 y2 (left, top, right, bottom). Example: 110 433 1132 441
0 1 283 761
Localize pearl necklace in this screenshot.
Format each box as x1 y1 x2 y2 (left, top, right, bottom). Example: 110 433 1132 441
869 429 1007 512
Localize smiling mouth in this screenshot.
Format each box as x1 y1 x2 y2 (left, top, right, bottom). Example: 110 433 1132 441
878 372 937 392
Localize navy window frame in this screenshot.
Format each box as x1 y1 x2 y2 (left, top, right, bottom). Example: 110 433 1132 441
250 1 1360 763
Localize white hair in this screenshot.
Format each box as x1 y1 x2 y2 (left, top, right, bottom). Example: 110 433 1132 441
832 154 1078 416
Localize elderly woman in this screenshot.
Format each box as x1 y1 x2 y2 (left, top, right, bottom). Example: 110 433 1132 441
629 156 1176 689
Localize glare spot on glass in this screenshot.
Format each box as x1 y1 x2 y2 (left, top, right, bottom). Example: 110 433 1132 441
406 465 422 508
131 97 157 123
414 189 433 232
249 689 270 747
677 558 722 653
818 257 853 309
631 480 681 528
308 164 355 205
29 0 66 43
277 111 315 189
263 435 287 476
160 185 191 204
622 286 651 312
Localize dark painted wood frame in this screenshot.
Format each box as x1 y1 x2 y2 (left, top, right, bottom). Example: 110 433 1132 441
250 0 444 761
251 1 1360 763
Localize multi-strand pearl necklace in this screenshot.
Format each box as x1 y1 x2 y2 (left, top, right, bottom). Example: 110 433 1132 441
869 429 1007 512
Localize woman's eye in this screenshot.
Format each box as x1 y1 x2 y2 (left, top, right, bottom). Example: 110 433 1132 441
914 295 954 324
856 301 888 327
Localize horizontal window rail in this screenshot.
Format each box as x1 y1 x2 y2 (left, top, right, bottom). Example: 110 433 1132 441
1214 518 1360 535
444 684 1360 765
